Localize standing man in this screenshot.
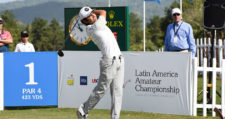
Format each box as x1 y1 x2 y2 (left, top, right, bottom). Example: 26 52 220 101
15 30 35 52
76 6 124 119
0 17 13 52
164 8 196 57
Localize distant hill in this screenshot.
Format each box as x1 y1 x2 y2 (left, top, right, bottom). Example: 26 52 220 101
0 0 175 24
13 2 73 23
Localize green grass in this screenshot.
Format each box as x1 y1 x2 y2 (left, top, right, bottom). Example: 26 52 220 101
0 107 219 119
197 76 222 105
196 76 223 116
0 76 222 119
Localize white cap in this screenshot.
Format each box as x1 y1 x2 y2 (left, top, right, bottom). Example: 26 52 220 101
171 8 182 15
79 6 93 20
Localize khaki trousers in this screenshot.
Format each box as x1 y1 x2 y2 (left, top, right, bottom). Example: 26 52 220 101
83 56 124 119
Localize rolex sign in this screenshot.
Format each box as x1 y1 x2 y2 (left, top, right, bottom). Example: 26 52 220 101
64 6 129 51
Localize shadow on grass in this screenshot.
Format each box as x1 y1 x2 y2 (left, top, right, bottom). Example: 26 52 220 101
4 106 57 110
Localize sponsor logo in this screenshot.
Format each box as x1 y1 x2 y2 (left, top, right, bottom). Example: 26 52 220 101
67 74 74 86
113 32 118 40
85 8 89 11
109 10 115 19
107 10 123 28
123 79 131 88
107 21 123 27
92 78 98 83
80 76 88 85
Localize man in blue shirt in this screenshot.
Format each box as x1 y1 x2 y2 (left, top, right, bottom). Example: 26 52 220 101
164 8 196 57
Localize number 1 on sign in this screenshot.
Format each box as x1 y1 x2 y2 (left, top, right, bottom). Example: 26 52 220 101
25 62 38 85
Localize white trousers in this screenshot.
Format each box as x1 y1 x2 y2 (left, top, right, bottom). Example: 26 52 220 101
83 56 124 119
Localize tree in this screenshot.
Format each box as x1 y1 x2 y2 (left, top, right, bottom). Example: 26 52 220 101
150 0 205 51
1 10 22 51
31 17 50 51
181 0 204 38
1 11 64 52
48 18 64 51
31 17 64 51
146 16 164 51
129 12 143 51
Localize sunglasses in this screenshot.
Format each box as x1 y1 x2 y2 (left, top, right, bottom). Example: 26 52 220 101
21 34 29 37
173 13 180 16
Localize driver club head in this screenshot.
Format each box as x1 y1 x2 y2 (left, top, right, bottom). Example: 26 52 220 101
58 49 64 57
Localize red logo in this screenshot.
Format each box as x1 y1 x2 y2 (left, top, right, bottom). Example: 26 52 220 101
92 79 98 83
123 80 131 88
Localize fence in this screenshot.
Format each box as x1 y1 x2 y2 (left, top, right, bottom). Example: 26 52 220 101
156 38 225 117
196 38 225 67
193 38 225 117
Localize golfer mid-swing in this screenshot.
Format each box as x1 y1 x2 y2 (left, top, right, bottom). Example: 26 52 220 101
76 6 125 119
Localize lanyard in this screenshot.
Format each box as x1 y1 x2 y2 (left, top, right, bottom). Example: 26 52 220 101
173 21 183 36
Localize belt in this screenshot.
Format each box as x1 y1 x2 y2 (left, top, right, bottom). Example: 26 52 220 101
103 55 122 59
170 49 189 52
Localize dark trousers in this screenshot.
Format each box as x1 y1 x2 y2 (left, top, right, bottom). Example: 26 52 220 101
0 46 9 52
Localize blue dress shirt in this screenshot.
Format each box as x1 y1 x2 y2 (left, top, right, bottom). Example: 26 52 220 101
164 21 196 57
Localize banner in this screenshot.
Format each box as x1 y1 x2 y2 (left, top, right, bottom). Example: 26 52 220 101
0 53 3 110
122 52 192 115
58 51 109 108
4 52 58 106
58 51 193 115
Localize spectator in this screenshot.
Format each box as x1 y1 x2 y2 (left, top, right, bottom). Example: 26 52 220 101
15 30 35 52
164 8 196 57
0 17 13 52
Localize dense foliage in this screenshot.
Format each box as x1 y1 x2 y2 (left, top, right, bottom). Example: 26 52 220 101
1 0 225 51
1 10 64 51
129 0 225 51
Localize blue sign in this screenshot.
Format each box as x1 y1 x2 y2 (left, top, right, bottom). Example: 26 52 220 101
4 52 58 106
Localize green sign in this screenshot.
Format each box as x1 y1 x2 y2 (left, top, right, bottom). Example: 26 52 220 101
64 7 129 51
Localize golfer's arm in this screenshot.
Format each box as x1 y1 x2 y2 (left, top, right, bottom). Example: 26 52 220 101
93 10 106 19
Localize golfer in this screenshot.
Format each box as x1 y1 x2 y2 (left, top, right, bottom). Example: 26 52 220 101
76 6 125 119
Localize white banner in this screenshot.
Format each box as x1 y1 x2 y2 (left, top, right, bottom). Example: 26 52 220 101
58 51 192 115
122 52 192 115
58 51 111 109
0 53 4 111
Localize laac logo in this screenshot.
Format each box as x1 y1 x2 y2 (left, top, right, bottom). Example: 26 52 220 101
80 76 88 85
92 78 98 83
